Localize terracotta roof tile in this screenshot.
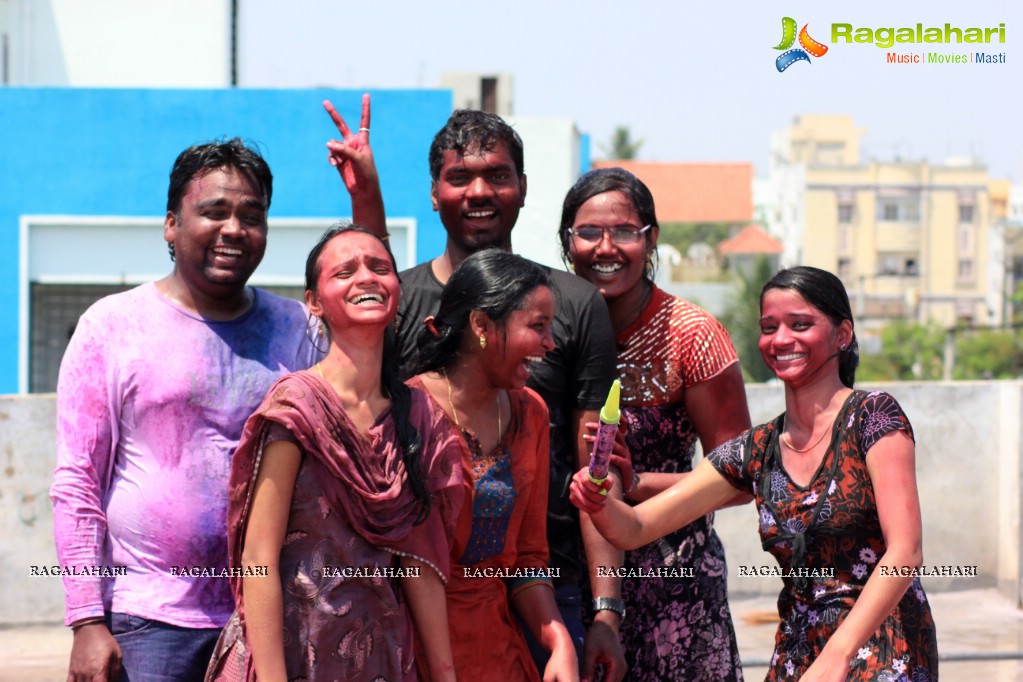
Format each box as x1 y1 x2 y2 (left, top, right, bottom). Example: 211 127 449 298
717 224 783 255
591 161 753 222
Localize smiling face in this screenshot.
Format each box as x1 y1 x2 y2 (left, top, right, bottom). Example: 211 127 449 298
758 287 853 388
431 140 526 257
567 190 656 301
305 231 400 334
164 166 268 302
478 285 555 390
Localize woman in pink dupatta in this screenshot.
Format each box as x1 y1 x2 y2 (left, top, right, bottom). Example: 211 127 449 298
206 225 463 682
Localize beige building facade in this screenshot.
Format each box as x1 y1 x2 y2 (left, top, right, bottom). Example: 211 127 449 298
770 115 1004 331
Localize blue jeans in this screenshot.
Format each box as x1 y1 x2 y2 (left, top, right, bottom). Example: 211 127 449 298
520 584 587 673
108 612 221 682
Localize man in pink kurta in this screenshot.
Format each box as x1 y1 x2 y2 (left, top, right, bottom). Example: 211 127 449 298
50 139 320 681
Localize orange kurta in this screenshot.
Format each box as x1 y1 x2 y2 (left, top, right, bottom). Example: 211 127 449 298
410 378 551 682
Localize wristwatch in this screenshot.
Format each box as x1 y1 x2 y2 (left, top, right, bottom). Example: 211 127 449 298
592 596 626 622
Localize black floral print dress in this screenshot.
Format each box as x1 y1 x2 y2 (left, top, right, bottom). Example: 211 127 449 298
708 390 938 681
615 287 744 681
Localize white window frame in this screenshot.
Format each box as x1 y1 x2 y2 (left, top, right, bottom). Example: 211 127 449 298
18 215 416 393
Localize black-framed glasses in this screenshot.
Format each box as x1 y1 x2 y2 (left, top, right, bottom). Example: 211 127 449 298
567 224 651 245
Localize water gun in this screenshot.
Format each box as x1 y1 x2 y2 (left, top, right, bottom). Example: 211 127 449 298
587 379 621 496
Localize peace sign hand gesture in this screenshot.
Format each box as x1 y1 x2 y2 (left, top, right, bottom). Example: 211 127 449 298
322 93 386 236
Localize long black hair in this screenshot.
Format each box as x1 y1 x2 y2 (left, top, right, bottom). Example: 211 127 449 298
407 249 552 376
305 222 430 522
761 266 859 388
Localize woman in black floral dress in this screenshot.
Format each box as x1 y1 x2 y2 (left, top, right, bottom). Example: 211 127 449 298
571 266 938 681
559 168 750 680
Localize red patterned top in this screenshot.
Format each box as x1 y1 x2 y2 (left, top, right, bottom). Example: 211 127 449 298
613 286 744 681
616 286 739 407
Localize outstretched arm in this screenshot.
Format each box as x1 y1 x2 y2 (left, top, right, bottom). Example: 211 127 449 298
618 364 751 503
570 457 739 551
323 94 387 236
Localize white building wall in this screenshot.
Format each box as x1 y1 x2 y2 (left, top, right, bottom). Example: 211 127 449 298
439 71 513 116
1 0 231 86
505 116 581 270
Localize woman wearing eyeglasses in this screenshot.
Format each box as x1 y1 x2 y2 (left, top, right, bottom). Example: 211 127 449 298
558 167 751 681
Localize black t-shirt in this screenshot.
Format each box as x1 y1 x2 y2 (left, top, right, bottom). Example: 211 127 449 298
397 259 617 585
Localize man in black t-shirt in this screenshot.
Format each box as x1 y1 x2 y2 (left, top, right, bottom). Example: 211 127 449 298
326 102 626 681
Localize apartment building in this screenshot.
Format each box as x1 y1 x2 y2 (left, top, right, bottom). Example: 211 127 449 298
769 115 1004 330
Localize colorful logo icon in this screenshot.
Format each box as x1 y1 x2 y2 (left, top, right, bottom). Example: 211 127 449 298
774 17 828 72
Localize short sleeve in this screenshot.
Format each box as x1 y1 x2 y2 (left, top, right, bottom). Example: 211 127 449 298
679 311 739 388
263 420 299 446
857 391 915 453
706 430 755 494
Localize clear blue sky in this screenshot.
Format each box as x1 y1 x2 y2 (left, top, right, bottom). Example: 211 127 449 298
241 0 1021 181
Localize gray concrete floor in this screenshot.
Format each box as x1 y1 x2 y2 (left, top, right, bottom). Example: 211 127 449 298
3 588 1022 681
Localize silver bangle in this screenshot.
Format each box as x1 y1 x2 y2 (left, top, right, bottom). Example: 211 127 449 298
592 596 626 621
626 471 641 497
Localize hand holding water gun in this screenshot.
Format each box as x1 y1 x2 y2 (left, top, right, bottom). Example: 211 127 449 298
587 380 621 495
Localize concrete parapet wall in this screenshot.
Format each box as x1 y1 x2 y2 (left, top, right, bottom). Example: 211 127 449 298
0 394 61 624
1 382 1020 625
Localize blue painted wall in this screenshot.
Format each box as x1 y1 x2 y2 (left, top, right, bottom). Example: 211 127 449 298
0 87 453 393
580 132 592 173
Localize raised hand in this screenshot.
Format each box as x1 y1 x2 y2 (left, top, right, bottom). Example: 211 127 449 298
322 94 386 236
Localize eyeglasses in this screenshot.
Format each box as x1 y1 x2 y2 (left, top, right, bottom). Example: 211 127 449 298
567 224 652 245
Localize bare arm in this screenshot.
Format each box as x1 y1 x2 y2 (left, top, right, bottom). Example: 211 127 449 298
571 457 741 551
401 558 456 682
323 94 387 236
239 439 301 682
66 623 121 682
627 364 751 502
511 585 579 682
574 407 627 682
800 430 923 681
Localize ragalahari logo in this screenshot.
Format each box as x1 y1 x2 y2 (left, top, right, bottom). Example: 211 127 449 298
774 17 828 72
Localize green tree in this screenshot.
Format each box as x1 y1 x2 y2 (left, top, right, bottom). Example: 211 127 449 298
720 255 776 382
658 222 737 256
601 126 644 160
857 320 945 381
954 327 1023 379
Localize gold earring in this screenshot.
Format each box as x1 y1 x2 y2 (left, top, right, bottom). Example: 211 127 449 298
479 334 487 350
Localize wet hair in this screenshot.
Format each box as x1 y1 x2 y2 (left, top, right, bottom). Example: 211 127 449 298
557 167 659 281
407 249 552 376
305 222 431 522
761 266 859 388
167 137 273 216
428 110 525 181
